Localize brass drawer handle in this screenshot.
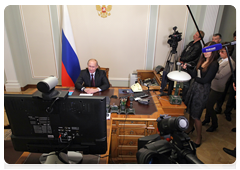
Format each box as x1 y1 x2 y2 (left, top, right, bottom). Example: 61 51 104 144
130 130 134 134
129 141 133 145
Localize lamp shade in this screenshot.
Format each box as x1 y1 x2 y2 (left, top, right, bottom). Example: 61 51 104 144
167 71 191 82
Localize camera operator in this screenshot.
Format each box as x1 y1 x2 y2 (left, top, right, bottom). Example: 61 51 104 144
179 31 205 101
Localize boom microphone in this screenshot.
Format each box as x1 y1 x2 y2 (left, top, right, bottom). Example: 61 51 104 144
202 41 236 53
177 62 193 68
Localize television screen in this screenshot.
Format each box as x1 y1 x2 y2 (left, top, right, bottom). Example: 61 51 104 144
4 93 107 155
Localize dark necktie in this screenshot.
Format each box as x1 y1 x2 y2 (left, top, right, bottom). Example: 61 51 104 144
91 74 95 87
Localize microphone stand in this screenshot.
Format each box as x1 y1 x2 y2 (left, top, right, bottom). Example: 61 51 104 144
186 5 205 46
225 46 236 84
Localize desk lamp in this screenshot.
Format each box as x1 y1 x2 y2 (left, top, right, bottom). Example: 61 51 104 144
167 63 191 105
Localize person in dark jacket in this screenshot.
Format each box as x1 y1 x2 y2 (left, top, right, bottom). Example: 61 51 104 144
75 59 110 94
179 30 205 101
202 42 235 132
180 31 204 66
214 31 236 121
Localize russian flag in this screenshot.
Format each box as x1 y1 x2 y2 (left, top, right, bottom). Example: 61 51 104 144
61 5 80 87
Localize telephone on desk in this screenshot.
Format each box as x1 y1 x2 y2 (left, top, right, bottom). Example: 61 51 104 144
143 78 152 83
131 83 143 92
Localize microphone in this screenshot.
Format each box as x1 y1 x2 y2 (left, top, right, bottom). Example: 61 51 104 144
202 41 236 53
177 62 193 68
176 62 181 66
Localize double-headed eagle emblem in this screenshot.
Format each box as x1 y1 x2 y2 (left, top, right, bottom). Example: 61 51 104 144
96 5 112 18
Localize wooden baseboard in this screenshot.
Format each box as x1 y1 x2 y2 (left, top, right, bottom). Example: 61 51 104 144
20 85 64 91
21 85 37 91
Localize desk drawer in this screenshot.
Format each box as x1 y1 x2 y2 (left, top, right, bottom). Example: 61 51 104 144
118 121 146 125
148 121 157 127
118 138 138 146
117 147 138 157
112 120 147 127
119 150 138 157
111 118 159 163
119 128 146 136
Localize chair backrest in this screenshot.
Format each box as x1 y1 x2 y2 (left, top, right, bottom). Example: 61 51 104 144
99 66 111 86
99 67 109 79
85 66 111 86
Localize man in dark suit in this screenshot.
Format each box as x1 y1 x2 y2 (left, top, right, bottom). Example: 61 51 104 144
75 59 110 94
179 30 204 101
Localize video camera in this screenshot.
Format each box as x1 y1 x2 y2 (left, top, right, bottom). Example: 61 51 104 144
167 26 182 54
136 115 203 164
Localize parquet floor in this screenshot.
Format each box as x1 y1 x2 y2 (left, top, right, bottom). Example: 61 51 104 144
187 106 236 164
4 88 236 164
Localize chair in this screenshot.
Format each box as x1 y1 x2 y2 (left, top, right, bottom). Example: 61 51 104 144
99 67 109 79
99 66 111 86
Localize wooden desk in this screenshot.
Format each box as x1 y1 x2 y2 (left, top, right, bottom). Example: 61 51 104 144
159 95 186 117
136 69 186 118
74 87 163 163
137 70 161 90
107 88 163 163
74 88 185 165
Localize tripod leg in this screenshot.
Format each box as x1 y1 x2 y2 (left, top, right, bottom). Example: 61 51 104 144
159 71 168 96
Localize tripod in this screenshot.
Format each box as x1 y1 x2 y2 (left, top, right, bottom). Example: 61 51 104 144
159 50 177 96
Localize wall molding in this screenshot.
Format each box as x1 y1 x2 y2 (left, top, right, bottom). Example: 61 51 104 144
5 81 21 92
19 5 58 79
19 5 34 78
146 5 159 70
202 5 219 43
4 24 21 92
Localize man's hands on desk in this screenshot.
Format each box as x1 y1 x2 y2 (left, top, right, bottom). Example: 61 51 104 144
84 87 100 94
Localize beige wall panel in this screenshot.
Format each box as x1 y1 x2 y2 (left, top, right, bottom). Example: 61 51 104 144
154 5 188 68
21 5 58 78
67 5 150 79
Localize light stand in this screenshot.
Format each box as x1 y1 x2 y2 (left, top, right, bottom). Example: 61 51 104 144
167 65 191 105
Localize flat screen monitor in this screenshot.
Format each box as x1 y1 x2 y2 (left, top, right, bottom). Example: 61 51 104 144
4 93 107 155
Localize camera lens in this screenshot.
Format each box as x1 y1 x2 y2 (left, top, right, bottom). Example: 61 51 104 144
146 153 160 169
137 147 172 164
176 116 189 131
137 148 160 169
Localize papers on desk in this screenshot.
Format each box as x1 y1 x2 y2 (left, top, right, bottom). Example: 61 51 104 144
79 94 93 96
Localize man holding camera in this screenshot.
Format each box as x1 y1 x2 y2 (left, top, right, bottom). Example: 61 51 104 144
179 31 205 101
